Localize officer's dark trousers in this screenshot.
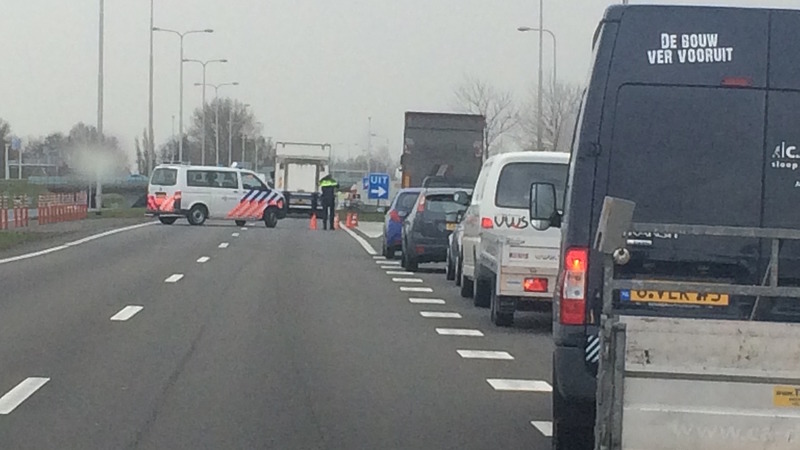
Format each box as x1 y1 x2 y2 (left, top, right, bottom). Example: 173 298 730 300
321 203 335 230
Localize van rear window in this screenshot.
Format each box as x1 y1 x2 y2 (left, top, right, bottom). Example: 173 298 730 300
495 163 567 209
150 168 177 186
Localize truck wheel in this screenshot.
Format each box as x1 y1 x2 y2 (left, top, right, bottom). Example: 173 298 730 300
473 275 491 308
264 209 278 228
490 291 514 327
552 362 595 450
460 274 473 298
158 217 177 225
235 220 246 227
187 205 207 226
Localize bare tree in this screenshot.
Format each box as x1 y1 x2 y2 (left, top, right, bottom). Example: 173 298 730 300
453 76 519 158
518 78 584 152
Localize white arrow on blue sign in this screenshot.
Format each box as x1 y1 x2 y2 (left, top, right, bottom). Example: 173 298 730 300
367 173 390 200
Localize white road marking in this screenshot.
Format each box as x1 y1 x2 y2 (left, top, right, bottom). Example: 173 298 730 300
110 306 144 321
197 256 210 263
486 379 553 392
457 350 514 360
378 260 400 265
531 421 553 437
165 274 184 283
380 266 401 270
392 277 424 283
386 271 414 275
341 226 377 255
409 298 445 304
435 328 484 337
0 377 50 415
241 227 248 231
420 311 462 319
373 256 386 260
232 232 240 237
0 222 156 266
401 286 433 293
218 242 229 249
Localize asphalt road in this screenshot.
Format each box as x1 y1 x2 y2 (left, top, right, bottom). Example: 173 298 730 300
0 218 555 449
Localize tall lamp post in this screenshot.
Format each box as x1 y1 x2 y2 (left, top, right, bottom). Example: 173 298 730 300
195 82 239 166
229 103 250 165
517 27 558 88
184 58 227 165
153 26 213 162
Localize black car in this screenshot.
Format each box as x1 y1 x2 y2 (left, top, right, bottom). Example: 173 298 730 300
401 188 471 272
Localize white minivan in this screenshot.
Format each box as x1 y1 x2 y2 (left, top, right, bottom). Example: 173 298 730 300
146 164 286 227
459 152 569 308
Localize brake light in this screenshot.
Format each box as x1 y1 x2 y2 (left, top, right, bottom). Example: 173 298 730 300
524 277 548 293
481 217 493 229
417 196 426 212
560 247 588 325
390 210 402 222
722 76 752 87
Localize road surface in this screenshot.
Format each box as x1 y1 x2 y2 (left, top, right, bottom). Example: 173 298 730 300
0 218 555 449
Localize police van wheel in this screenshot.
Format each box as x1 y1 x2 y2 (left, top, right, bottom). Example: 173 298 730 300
235 220 246 227
158 217 177 225
264 209 278 228
188 205 207 226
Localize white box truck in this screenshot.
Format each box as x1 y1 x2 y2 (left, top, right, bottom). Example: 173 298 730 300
273 142 330 214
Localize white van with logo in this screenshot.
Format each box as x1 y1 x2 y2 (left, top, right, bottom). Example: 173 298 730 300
458 152 569 325
146 164 286 227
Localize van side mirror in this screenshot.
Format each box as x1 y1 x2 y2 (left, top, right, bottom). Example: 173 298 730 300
453 191 471 206
530 182 560 231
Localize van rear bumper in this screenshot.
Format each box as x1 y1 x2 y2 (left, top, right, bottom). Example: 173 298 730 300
145 209 184 218
554 345 597 402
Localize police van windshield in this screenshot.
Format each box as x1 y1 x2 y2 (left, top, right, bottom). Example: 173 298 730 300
495 163 567 210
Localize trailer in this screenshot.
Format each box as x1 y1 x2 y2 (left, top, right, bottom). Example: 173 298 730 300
273 142 331 214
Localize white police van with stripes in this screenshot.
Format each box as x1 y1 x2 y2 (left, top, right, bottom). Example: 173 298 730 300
147 163 286 227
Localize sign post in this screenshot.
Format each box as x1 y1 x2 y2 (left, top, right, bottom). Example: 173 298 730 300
3 143 8 180
11 137 21 180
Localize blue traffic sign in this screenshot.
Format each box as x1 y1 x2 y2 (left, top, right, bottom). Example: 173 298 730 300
367 173 390 200
10 137 21 151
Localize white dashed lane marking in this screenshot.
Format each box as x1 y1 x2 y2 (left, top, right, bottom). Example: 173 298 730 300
219 243 229 249
378 260 400 265
420 311 462 319
241 227 248 231
531 421 553 437
392 278 424 283
409 298 446 304
232 232 240 237
373 256 386 260
457 350 514 360
435 328 484 337
386 271 414 275
110 306 144 321
165 274 184 283
197 256 210 263
401 287 433 293
0 377 50 415
486 379 553 392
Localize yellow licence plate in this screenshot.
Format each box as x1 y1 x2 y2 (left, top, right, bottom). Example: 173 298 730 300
446 223 457 231
156 192 166 198
626 290 729 306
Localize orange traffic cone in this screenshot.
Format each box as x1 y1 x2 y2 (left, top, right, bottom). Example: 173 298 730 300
345 212 353 228
334 214 341 230
310 213 318 230
351 212 359 228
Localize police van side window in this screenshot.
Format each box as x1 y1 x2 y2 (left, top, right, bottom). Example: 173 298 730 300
186 170 238 189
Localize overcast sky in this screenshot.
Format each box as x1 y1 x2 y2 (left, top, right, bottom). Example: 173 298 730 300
1 0 798 166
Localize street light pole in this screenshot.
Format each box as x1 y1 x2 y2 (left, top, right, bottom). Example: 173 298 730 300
196 82 238 165
148 0 154 173
517 27 558 87
184 59 227 165
153 27 214 162
537 0 544 151
229 103 249 165
97 0 104 210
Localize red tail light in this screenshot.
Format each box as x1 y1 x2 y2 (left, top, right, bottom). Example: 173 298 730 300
524 277 548 293
560 247 588 325
417 196 426 212
390 210 402 222
481 217 493 229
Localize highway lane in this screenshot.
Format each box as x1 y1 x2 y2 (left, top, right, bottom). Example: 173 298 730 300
0 218 554 449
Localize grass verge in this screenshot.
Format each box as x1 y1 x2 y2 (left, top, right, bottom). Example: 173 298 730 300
0 231 57 251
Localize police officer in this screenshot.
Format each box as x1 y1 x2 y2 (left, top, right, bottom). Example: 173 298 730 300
319 174 339 230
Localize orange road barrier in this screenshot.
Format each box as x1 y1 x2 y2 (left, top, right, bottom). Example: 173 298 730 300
334 214 341 230
0 209 7 230
310 213 318 230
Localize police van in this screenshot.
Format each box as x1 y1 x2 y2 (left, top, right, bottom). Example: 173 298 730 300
146 164 286 227
531 5 800 448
